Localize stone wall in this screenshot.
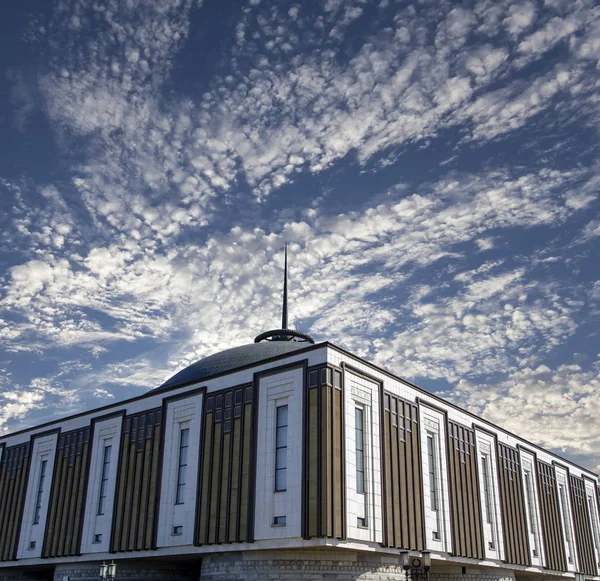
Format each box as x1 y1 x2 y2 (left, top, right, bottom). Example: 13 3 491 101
201 548 404 581
53 561 199 581
200 550 523 581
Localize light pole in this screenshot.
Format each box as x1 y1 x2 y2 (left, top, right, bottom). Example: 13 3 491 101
400 550 431 581
99 561 117 579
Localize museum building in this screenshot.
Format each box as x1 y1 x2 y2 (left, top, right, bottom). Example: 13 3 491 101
1 263 600 581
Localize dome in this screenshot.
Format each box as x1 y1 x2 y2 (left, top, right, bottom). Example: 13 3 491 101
157 340 314 391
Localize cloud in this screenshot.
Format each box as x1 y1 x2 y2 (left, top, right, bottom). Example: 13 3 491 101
1 0 600 474
447 362 600 470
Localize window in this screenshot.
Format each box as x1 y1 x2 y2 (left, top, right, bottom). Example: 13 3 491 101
275 405 288 491
524 470 540 556
355 407 365 494
33 459 47 524
97 445 112 515
273 515 286 526
426 431 442 540
588 494 600 561
172 525 183 536
481 455 493 524
427 434 438 511
558 483 575 563
93 533 102 543
175 428 189 504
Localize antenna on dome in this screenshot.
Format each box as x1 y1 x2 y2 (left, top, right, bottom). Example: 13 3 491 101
254 244 315 344
282 243 288 330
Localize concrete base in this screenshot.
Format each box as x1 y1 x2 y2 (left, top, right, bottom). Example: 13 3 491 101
53 561 199 581
201 550 520 581
201 548 406 581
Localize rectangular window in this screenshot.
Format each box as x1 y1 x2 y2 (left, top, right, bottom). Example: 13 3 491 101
33 459 47 524
273 515 286 526
172 525 183 536
355 407 365 494
524 471 540 556
275 405 288 492
175 428 189 504
559 483 575 563
97 444 112 515
427 434 438 511
481 454 493 524
588 495 600 560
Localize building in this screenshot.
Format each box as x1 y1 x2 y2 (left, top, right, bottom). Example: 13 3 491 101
1 260 600 581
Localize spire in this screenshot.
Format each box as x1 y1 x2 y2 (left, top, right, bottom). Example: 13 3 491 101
253 245 314 344
282 243 288 330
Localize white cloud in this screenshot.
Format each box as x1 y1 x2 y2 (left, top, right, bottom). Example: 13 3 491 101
447 362 600 470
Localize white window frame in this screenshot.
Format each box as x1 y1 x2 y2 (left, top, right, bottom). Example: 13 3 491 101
420 406 451 553
354 403 369 528
157 394 202 548
520 453 544 567
81 416 122 554
556 466 578 572
17 433 58 559
585 479 600 567
254 367 303 541
344 371 382 544
475 430 504 561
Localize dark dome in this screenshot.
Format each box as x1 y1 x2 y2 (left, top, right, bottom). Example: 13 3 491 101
157 340 314 391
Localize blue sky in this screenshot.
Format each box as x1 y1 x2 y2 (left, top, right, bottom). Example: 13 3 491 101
1 0 599 470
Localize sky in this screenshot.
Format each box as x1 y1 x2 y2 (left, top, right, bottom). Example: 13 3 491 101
0 0 599 472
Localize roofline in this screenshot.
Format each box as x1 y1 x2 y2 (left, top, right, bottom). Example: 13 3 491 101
323 341 600 479
1 339 597 479
0 341 326 442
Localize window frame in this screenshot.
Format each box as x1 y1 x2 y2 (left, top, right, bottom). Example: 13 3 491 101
175 426 190 505
355 406 366 496
97 443 112 516
33 458 48 525
274 404 288 492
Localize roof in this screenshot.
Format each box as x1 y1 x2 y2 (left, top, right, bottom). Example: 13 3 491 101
156 340 314 391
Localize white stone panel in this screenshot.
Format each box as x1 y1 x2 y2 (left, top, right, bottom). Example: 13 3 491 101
157 392 203 548
17 432 58 559
555 464 578 572
419 404 452 554
254 366 304 540
474 429 505 562
519 449 544 567
344 370 383 544
80 415 123 554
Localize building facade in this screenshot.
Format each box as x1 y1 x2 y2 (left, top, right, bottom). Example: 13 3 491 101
0 334 599 581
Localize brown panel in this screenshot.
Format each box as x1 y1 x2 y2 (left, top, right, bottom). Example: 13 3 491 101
194 384 255 546
110 408 162 553
43 427 90 558
570 475 598 576
239 399 252 541
334 386 344 535
536 461 567 571
197 409 213 545
228 416 241 543
307 385 318 537
303 365 345 540
0 442 30 561
497 443 531 566
447 421 484 559
381 391 424 550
